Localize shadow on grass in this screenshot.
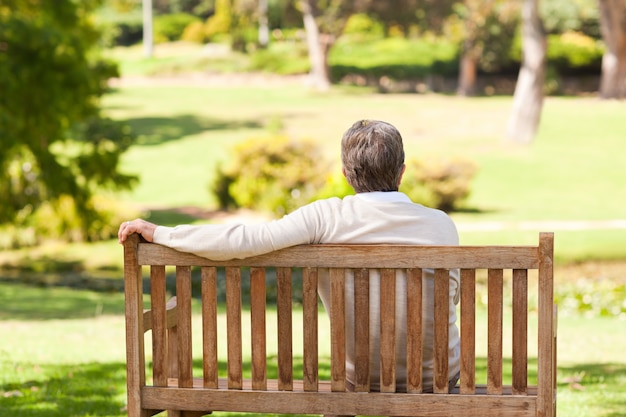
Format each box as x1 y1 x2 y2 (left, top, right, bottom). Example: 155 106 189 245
558 362 626 417
0 282 127 320
145 206 217 225
0 361 127 417
122 114 262 146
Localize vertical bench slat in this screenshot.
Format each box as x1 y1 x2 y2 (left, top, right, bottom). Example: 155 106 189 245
552 304 558 417
250 267 267 390
330 268 346 392
433 268 450 393
460 268 476 394
201 267 218 388
354 268 370 392
302 267 319 392
166 299 179 382
277 267 293 390
512 269 528 395
123 235 146 417
226 267 243 389
176 266 193 388
380 268 397 393
487 268 504 394
406 268 423 393
538 232 556 417
150 265 168 387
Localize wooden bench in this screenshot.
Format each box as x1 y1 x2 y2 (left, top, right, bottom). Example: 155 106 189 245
123 232 557 417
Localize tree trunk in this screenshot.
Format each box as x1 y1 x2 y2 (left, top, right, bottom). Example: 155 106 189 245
598 0 626 99
301 0 331 91
457 51 478 96
142 0 153 58
258 0 269 48
506 0 546 144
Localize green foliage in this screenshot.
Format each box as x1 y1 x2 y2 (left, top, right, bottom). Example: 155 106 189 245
212 134 476 216
547 31 603 72
153 12 201 43
249 41 311 74
0 0 137 244
400 157 477 212
212 135 331 216
556 279 626 319
314 172 354 200
94 3 144 46
509 31 603 76
204 0 233 40
540 0 600 38
342 13 385 40
445 1 520 75
181 20 208 43
329 37 459 81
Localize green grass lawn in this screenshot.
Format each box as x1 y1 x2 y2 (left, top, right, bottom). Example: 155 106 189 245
1 282 625 417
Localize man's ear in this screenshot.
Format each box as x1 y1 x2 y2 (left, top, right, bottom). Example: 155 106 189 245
398 164 406 186
342 166 347 177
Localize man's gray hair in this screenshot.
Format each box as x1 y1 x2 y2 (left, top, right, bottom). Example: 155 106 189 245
341 120 405 193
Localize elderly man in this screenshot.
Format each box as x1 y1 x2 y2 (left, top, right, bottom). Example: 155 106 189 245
118 119 460 392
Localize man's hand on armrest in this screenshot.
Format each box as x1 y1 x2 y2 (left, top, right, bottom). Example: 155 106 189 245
118 219 158 244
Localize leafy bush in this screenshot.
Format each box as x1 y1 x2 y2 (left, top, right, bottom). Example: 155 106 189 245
211 136 331 216
0 195 139 249
204 0 232 41
547 31 604 73
248 42 310 74
314 172 354 201
329 37 459 81
343 13 385 40
181 20 207 43
154 13 201 43
30 196 136 243
95 5 144 47
509 30 603 75
400 157 477 212
556 279 626 319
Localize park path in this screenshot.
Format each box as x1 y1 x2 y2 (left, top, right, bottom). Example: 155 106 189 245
108 72 309 88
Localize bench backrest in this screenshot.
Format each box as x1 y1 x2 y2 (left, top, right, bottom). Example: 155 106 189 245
123 232 555 417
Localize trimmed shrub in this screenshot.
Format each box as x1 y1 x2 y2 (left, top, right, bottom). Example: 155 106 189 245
343 13 385 40
510 30 604 75
248 41 310 74
400 157 477 212
211 136 331 216
181 20 207 44
547 31 604 73
154 13 201 43
329 37 459 82
205 0 232 41
213 135 476 216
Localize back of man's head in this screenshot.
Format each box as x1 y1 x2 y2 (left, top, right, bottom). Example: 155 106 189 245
341 120 405 193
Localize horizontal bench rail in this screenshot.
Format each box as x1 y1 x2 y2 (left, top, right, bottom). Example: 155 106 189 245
143 387 538 417
137 243 541 269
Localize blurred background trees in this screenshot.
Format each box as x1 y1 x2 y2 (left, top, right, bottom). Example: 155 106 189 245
99 0 620 99
0 0 137 246
2 0 625 245
597 0 626 99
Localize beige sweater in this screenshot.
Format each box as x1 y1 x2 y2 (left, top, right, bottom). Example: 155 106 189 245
153 192 460 391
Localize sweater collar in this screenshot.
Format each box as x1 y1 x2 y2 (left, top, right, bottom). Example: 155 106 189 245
355 191 412 203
